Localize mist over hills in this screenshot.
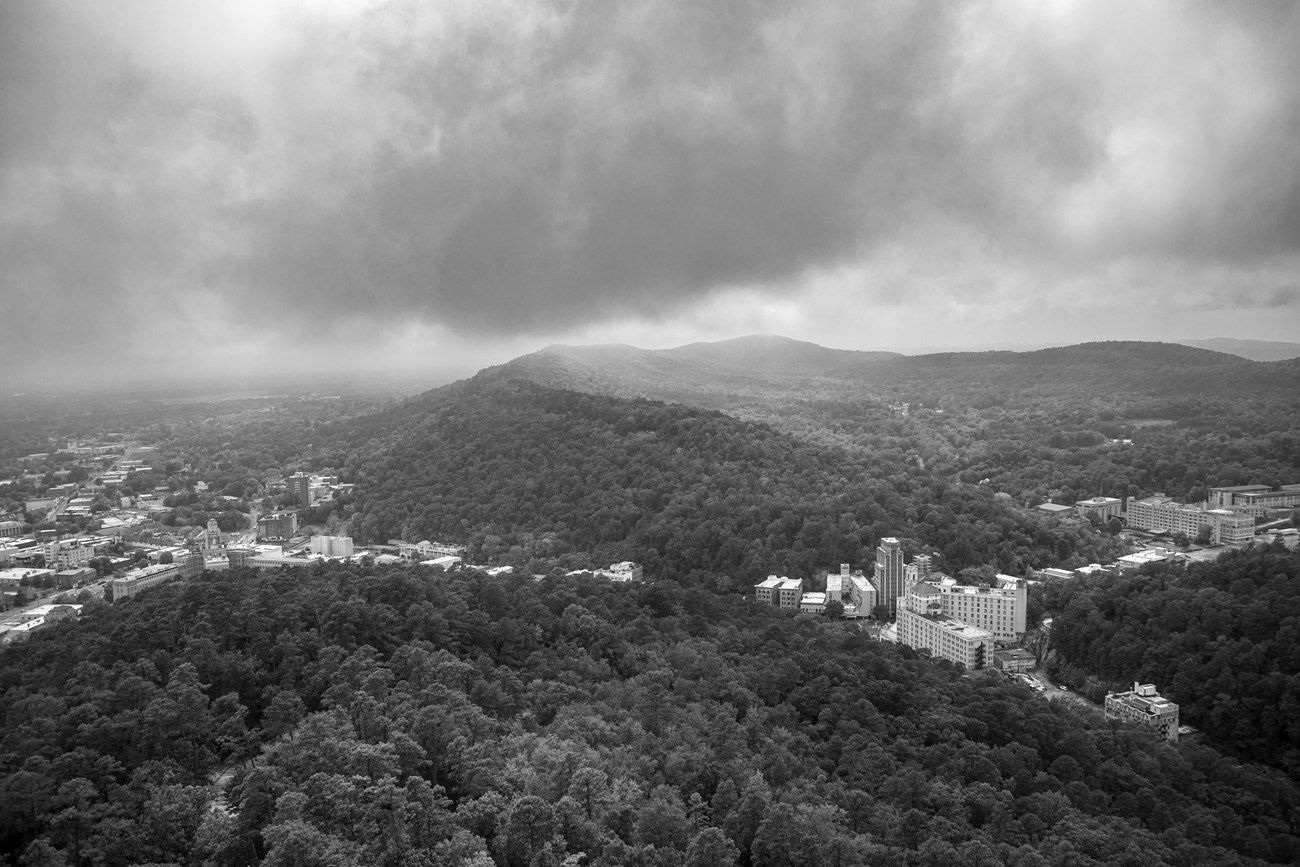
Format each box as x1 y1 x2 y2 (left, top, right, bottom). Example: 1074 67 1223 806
486 335 1300 417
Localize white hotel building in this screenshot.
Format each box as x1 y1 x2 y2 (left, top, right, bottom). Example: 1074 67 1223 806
896 583 995 670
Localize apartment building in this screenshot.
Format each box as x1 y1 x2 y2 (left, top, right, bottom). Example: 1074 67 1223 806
927 575 1028 640
1105 682 1180 742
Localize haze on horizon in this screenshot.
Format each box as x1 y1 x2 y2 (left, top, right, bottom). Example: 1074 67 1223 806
2 0 1298 389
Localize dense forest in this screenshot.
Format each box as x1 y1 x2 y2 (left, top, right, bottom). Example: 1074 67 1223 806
318 378 1124 581
1046 543 1300 775
3 564 1299 866
496 340 1300 505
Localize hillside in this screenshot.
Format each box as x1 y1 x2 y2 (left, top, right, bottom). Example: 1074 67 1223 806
1177 337 1300 362
322 377 1122 579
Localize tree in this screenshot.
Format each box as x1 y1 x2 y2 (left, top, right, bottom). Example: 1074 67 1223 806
1195 525 1213 546
159 552 174 565
822 600 844 619
686 827 739 867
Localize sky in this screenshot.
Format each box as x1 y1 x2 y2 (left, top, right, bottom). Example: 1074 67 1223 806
2 0 1299 388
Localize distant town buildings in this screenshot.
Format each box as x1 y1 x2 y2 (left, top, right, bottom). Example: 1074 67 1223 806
1126 495 1254 545
1105 682 1180 742
1207 484 1300 516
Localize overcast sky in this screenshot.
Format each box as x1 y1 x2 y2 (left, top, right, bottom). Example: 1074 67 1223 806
2 0 1298 388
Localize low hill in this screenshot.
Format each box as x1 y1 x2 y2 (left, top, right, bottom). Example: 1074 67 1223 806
1177 337 1300 362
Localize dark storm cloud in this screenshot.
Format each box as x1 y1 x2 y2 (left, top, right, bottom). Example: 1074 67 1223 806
1 0 1298 370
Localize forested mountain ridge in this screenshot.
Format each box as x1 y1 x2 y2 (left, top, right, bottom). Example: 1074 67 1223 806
324 377 1122 578
2 564 1299 866
472 338 1300 505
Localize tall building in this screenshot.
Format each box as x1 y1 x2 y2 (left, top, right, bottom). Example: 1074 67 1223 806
874 537 905 618
287 473 311 508
895 583 995 669
1105 683 1180 742
44 540 93 570
204 518 222 551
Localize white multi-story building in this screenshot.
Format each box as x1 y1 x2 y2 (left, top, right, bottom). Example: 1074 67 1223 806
926 575 1028 640
1126 495 1254 545
309 535 355 557
895 583 995 669
1075 496 1124 523
44 540 95 570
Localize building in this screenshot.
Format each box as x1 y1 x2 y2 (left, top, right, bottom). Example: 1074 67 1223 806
398 540 466 561
1035 567 1075 581
923 574 1028 640
1105 682 1180 742
1126 495 1254 545
44 540 95 570
204 518 222 551
597 561 643 582
1075 496 1124 523
226 547 256 569
895 583 995 669
799 592 828 613
1208 484 1300 513
992 647 1037 674
257 511 298 542
287 472 311 508
0 521 23 538
755 576 804 609
1115 549 1175 571
310 535 355 558
1036 503 1074 518
110 562 181 601
874 538 905 619
848 574 877 618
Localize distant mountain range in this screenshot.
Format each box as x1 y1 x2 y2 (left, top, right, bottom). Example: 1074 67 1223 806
1174 338 1300 362
483 335 1300 415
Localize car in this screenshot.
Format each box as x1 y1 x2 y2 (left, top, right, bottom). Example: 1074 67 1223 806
1059 685 1069 691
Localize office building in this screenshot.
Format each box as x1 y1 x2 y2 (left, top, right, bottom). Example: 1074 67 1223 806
287 472 311 508
895 583 995 669
1105 683 1180 742
755 576 804 609
874 537 905 619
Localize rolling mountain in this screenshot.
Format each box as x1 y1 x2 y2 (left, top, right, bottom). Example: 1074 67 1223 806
487 335 1300 414
1176 337 1300 362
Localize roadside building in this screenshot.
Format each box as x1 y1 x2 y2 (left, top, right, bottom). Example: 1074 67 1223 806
257 511 298 542
992 647 1037 674
1105 682 1180 742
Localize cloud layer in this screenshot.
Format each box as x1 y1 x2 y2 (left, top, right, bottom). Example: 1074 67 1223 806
2 0 1298 381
